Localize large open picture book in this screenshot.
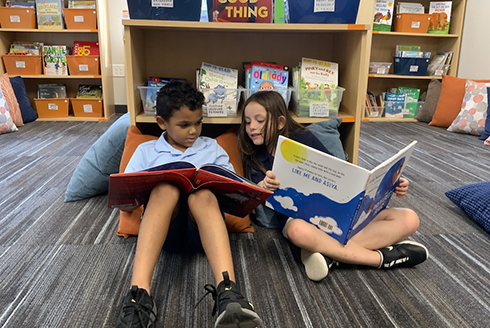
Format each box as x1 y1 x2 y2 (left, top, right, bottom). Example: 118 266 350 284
267 136 417 244
108 161 273 218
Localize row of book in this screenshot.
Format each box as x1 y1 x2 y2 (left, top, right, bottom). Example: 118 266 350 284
366 86 421 119
373 0 452 34
395 45 431 59
38 84 101 99
5 0 95 8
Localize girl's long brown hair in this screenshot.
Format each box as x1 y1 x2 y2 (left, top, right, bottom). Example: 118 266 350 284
238 91 305 178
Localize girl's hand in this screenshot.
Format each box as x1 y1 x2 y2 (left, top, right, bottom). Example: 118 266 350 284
394 177 409 198
259 170 280 191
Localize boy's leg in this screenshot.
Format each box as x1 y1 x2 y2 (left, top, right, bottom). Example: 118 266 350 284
188 189 262 328
131 182 181 292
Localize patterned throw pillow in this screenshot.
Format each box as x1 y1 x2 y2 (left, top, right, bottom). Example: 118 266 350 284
0 88 18 134
447 81 490 136
0 73 23 127
446 182 490 234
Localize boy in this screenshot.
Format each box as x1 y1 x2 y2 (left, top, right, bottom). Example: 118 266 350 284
116 80 262 328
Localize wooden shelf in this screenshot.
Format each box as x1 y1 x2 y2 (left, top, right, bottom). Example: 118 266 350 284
37 116 107 122
363 117 417 122
20 75 102 79
0 28 97 33
373 31 459 38
369 74 442 79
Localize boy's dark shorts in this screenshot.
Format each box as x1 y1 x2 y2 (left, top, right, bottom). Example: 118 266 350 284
144 197 226 253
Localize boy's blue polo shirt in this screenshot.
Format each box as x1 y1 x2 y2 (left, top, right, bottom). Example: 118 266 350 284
125 132 234 173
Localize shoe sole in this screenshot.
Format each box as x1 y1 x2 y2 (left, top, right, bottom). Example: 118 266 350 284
301 249 329 282
215 302 263 328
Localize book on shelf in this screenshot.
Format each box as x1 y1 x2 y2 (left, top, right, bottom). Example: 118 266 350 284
76 84 102 98
73 41 99 56
395 51 424 58
396 2 424 14
143 77 185 116
198 62 239 117
266 135 417 244
107 161 273 218
68 0 97 9
36 0 64 30
384 92 406 118
428 1 452 34
397 86 420 118
9 41 42 55
42 45 68 76
395 45 421 52
373 0 394 32
6 0 36 8
245 61 289 102
213 0 272 23
38 84 67 99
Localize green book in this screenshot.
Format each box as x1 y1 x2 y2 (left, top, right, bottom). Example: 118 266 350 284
397 86 420 118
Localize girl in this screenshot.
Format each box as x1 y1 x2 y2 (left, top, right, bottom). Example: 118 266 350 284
238 91 428 281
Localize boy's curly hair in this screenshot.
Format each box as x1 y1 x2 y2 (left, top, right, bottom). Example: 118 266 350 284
156 80 205 120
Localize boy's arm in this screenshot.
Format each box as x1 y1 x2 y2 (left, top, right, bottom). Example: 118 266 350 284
394 177 409 198
214 143 235 172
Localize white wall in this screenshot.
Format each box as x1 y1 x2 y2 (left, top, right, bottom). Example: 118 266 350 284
108 0 128 105
457 0 490 79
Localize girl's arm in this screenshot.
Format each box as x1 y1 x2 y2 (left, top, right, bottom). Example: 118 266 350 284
259 170 280 191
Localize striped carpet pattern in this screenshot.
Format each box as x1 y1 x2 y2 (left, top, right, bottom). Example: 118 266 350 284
1 118 489 327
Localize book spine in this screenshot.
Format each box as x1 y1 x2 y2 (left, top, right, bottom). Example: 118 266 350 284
346 191 366 242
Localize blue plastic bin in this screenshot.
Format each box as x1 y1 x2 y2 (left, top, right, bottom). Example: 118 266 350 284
127 0 212 22
287 0 361 24
393 57 430 76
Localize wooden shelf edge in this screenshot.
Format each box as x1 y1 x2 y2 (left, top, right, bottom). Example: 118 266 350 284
368 74 442 80
37 116 107 122
362 117 417 122
373 31 459 38
21 75 102 79
0 28 97 33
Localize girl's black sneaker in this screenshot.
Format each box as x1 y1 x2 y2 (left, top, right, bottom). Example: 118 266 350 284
116 285 157 328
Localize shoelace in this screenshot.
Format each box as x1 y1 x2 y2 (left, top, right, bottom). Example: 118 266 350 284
195 284 219 316
121 299 155 327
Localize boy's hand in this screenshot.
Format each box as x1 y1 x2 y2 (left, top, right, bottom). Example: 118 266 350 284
394 177 409 198
259 170 280 191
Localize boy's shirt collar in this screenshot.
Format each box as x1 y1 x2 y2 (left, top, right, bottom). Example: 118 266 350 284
155 131 206 155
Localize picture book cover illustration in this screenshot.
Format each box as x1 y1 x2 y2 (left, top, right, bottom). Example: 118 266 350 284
245 61 289 102
36 0 63 29
267 136 417 245
213 0 272 23
384 92 406 118
143 77 185 116
199 62 238 117
108 161 273 218
73 41 99 56
397 86 420 118
427 1 451 34
373 0 394 32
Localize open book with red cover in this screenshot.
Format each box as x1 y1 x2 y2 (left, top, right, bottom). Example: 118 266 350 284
107 161 273 218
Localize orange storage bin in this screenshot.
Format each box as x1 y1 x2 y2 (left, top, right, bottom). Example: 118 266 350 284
0 7 36 29
394 13 431 33
2 55 42 75
63 8 97 30
71 98 103 118
34 98 69 118
66 55 100 75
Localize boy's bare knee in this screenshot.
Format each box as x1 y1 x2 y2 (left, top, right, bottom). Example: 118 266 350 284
402 208 420 235
188 188 217 206
151 182 180 201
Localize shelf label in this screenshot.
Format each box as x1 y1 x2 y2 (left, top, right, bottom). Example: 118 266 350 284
309 102 330 117
79 64 89 71
409 65 419 72
15 61 26 68
48 103 59 110
74 15 84 22
152 0 173 8
83 104 93 113
206 103 227 117
314 0 335 12
10 15 20 23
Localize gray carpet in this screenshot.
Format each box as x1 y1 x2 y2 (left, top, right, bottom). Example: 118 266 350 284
1 118 489 327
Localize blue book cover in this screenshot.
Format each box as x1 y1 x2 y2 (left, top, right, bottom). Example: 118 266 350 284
144 77 185 115
384 93 406 118
267 136 416 245
247 62 288 101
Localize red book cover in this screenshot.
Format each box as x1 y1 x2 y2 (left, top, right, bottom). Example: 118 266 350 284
213 0 272 23
108 161 272 218
73 41 99 56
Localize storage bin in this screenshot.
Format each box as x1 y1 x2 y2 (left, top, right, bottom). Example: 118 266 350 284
138 85 159 116
393 57 429 76
2 55 42 75
71 98 103 118
34 98 69 118
127 0 206 21
287 0 360 24
369 62 392 75
63 8 97 30
66 55 100 75
293 87 345 117
365 105 383 118
393 13 430 33
0 7 36 29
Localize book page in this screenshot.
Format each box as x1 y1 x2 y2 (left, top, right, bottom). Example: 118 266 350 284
348 141 417 238
268 136 371 244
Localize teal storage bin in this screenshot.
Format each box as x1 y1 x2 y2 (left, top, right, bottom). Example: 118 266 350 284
287 0 361 24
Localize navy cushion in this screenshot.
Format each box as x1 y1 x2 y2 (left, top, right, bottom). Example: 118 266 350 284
64 113 131 202
445 181 490 233
307 118 346 160
478 87 490 141
9 76 37 123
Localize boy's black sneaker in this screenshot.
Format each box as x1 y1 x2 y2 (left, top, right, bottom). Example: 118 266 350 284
201 271 262 328
377 240 429 269
116 285 157 328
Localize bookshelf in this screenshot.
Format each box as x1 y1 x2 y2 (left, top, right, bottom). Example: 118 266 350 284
364 0 467 122
0 0 114 121
122 19 372 164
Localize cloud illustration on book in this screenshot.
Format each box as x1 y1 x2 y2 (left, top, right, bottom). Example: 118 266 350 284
310 216 342 235
270 195 298 211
